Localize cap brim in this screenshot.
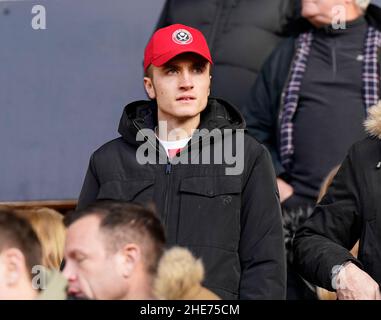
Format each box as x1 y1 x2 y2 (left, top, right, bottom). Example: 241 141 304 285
151 48 213 68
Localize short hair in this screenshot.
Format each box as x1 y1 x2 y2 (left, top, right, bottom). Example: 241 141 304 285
0 209 42 278
144 64 153 78
15 208 65 270
64 201 166 275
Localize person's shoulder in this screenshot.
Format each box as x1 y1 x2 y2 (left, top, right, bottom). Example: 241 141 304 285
91 137 126 160
348 136 381 164
350 136 379 151
259 36 296 81
352 102 381 161
366 4 381 31
243 132 270 159
267 37 296 61
244 131 264 147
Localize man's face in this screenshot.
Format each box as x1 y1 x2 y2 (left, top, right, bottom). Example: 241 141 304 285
0 254 8 299
63 216 126 300
144 53 211 124
302 0 346 26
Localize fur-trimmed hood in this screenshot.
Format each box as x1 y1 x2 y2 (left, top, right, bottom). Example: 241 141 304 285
364 101 381 139
153 247 220 300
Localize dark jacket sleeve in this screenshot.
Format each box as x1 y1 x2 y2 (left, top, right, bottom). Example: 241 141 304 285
293 146 363 291
239 143 286 299
241 44 290 177
77 154 100 210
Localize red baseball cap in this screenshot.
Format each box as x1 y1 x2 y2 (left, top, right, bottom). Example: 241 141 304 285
144 24 213 73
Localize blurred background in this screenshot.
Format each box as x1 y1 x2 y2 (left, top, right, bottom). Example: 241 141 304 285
0 0 165 201
1 0 380 203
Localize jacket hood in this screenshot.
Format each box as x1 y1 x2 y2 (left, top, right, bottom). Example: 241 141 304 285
153 247 220 300
118 98 245 145
365 101 381 139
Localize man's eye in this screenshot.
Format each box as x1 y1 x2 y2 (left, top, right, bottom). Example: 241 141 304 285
166 68 178 74
193 67 205 73
74 256 86 263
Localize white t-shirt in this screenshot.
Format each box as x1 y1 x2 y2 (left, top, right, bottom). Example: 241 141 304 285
156 136 191 158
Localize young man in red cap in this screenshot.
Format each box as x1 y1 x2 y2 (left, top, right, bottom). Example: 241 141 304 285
77 24 286 299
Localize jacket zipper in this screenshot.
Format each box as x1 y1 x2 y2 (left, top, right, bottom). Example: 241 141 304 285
332 39 337 80
132 119 217 240
165 163 172 174
163 161 172 230
133 119 177 232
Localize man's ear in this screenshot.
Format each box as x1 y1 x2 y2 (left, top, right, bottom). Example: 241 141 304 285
2 248 26 286
117 244 141 278
144 77 156 100
208 75 212 96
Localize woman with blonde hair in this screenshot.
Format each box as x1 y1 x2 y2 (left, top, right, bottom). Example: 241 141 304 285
15 207 65 270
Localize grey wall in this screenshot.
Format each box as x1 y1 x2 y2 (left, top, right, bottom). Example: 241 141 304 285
1 0 380 201
0 0 165 201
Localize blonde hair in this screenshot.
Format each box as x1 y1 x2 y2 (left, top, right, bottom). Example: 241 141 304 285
14 208 65 270
317 165 341 203
364 101 381 139
154 246 220 300
355 0 371 10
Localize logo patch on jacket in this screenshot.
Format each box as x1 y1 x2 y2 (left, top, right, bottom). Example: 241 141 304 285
221 195 233 205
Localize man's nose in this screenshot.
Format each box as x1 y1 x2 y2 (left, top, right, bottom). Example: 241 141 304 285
179 71 194 90
62 261 76 281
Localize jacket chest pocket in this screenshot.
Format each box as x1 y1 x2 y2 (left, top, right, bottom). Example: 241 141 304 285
177 176 241 250
97 179 154 205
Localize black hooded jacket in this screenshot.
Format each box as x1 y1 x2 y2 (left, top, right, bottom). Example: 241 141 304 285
293 101 381 290
78 98 286 299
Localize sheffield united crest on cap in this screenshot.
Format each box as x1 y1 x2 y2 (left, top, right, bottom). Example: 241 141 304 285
172 29 193 45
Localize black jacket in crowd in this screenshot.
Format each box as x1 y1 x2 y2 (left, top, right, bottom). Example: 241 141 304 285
77 98 286 300
242 4 381 179
293 103 381 290
156 0 296 108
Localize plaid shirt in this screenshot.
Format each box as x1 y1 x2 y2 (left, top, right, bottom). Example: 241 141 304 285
279 26 381 168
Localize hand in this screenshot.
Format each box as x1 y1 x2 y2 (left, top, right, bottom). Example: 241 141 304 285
336 262 381 300
276 178 294 203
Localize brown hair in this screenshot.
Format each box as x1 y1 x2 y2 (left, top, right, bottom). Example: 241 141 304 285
64 201 166 275
144 64 154 78
0 209 42 279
